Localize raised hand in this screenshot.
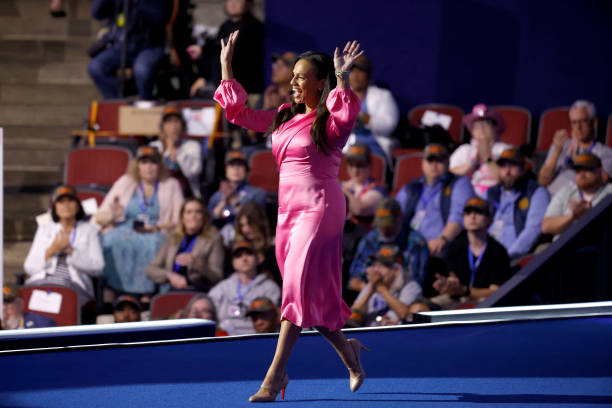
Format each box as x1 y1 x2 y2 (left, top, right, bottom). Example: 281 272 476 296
333 40 364 73
220 30 239 80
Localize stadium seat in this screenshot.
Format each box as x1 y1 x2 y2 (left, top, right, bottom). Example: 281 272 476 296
392 152 423 195
150 292 199 320
391 148 422 159
21 286 79 326
491 105 532 146
90 100 128 133
248 150 279 192
535 107 570 152
64 146 132 190
338 152 386 184
408 104 464 143
606 114 612 148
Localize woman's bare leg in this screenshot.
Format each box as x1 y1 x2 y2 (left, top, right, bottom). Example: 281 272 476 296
249 319 301 401
315 326 367 392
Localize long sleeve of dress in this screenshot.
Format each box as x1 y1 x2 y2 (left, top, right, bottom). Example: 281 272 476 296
325 87 361 145
214 79 277 133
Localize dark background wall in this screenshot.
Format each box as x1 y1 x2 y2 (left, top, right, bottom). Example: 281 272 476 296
264 0 612 121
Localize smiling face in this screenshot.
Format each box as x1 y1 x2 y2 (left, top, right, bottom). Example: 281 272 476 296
290 59 325 111
569 107 595 143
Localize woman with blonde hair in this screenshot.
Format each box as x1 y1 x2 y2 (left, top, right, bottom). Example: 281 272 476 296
147 198 224 291
95 146 184 301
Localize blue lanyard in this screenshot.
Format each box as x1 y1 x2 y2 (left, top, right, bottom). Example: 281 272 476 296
138 181 158 213
468 244 487 287
236 278 256 303
417 182 441 209
493 192 516 217
173 235 198 273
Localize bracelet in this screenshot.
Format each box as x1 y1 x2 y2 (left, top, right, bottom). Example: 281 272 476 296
335 69 349 77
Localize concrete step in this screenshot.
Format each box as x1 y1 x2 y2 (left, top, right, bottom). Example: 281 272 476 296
4 193 50 242
4 241 31 277
1 125 76 144
0 61 91 85
4 0 93 20
0 37 91 63
5 147 68 167
0 17 96 39
0 103 86 126
0 83 99 105
4 214 39 242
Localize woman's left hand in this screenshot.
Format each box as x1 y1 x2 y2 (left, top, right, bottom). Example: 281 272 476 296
333 40 364 73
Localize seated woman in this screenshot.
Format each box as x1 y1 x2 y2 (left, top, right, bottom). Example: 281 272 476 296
147 198 224 292
24 185 104 308
150 107 203 198
341 143 386 230
209 241 280 335
349 244 422 327
94 146 184 303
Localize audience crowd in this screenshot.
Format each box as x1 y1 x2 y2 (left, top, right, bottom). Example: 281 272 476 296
3 1 611 334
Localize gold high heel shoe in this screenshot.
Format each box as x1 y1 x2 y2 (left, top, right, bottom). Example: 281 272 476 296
347 338 370 392
248 372 289 402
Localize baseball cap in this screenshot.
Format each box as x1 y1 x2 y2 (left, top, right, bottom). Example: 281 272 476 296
225 150 248 166
424 143 449 160
52 185 79 202
572 153 602 171
374 198 402 228
2 283 20 303
246 297 277 317
162 106 183 121
113 295 142 311
345 143 371 165
463 197 490 216
232 241 256 257
136 146 161 161
351 55 372 75
370 244 403 267
271 51 298 67
496 147 523 166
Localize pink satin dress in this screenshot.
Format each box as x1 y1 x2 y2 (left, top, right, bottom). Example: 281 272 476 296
214 79 359 330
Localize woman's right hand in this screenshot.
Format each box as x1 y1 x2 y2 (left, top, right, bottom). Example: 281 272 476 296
220 30 239 80
167 272 189 289
110 196 125 223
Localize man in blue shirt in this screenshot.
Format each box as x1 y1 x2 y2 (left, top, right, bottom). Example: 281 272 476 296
348 198 429 293
486 148 549 259
395 144 474 256
207 151 267 229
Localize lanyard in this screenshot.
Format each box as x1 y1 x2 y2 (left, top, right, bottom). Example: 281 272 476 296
236 278 256 303
493 192 517 217
138 182 158 213
173 235 198 273
417 182 441 210
468 244 487 287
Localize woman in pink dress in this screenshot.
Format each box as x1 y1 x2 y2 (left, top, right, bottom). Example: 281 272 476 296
214 31 369 402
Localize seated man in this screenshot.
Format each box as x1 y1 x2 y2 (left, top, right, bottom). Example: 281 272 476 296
348 198 429 293
350 245 422 327
113 295 141 323
450 104 512 197
260 52 297 110
486 148 550 258
538 100 612 195
88 0 168 99
395 143 474 256
246 297 280 334
343 55 399 162
150 107 203 198
207 151 267 230
2 284 56 329
342 143 387 229
542 153 612 239
432 197 512 309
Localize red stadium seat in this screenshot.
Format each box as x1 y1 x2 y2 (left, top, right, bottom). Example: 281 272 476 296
248 150 279 192
606 114 612 148
338 152 386 184
21 286 79 326
64 146 132 189
391 148 422 159
392 153 423 195
91 100 128 133
535 107 570 152
491 105 532 146
408 104 464 143
150 292 199 320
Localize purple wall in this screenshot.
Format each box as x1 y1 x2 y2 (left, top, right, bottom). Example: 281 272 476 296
264 0 612 124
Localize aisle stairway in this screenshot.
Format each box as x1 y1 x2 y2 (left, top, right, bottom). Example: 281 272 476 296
1 0 100 280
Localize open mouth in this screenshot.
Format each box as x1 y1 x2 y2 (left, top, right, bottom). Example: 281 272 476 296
292 87 303 102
